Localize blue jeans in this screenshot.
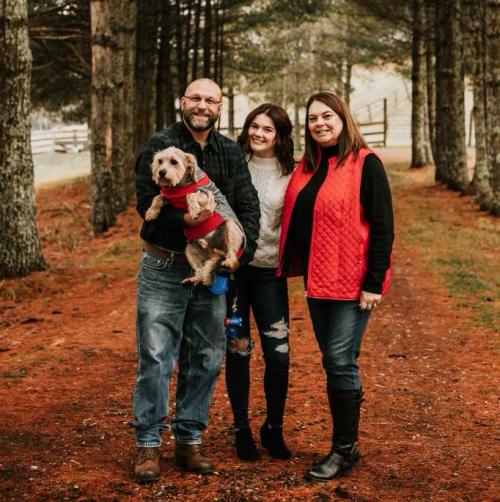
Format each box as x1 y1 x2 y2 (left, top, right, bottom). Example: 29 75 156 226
306 299 371 391
131 250 226 446
225 265 289 429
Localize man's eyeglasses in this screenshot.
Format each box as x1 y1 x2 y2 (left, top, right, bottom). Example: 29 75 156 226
183 95 222 107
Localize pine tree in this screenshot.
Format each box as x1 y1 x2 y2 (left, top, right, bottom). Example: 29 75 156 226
90 0 116 234
0 0 46 278
468 0 492 209
135 0 159 153
486 0 500 214
411 0 433 167
434 0 469 192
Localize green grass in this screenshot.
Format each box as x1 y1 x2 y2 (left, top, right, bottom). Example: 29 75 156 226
389 165 499 331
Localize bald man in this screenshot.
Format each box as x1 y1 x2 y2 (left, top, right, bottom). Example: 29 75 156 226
131 79 260 482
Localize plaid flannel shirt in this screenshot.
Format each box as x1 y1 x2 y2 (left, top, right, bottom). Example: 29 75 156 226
135 121 261 266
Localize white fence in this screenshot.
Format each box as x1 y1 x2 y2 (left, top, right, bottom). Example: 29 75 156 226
31 125 89 154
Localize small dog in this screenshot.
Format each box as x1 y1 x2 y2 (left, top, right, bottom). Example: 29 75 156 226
145 146 244 287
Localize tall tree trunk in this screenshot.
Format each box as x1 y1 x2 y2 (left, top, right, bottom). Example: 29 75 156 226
486 0 500 214
110 0 127 212
411 0 433 167
343 61 353 105
470 0 492 209
191 0 201 80
218 0 225 87
436 0 469 192
122 0 137 201
424 1 437 159
183 0 193 90
90 0 115 234
213 0 224 83
228 85 234 137
0 0 45 278
203 0 212 77
434 0 444 181
174 0 185 93
134 0 158 153
157 3 176 130
294 71 301 150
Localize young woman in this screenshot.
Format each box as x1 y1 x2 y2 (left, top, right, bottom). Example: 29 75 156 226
277 92 394 481
225 103 295 461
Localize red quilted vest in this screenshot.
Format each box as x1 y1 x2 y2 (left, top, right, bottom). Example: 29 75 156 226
277 148 391 300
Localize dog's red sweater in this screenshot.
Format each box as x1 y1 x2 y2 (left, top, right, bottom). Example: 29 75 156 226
160 174 225 241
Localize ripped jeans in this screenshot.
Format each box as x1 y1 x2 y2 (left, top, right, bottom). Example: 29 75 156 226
225 265 290 430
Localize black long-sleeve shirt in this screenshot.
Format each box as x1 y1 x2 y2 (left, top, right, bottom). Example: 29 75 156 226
135 121 261 265
287 145 394 293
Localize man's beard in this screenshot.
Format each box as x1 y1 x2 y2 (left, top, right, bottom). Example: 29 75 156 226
182 108 218 132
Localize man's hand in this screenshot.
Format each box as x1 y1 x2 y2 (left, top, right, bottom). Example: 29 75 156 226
359 291 382 311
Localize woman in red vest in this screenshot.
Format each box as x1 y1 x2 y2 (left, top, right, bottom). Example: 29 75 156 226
277 92 394 481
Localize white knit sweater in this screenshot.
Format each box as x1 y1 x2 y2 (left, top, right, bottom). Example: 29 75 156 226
248 155 291 268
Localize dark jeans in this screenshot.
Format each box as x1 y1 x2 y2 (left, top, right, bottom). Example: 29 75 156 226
307 298 371 391
131 251 226 446
225 265 290 429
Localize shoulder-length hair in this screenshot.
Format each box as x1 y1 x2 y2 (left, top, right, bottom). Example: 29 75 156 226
303 92 367 172
237 103 295 176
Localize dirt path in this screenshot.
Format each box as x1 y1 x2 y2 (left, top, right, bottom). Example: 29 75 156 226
0 152 498 501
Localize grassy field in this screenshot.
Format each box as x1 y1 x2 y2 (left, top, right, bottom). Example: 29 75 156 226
388 161 499 332
34 151 90 185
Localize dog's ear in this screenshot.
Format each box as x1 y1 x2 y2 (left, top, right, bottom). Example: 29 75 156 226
184 153 198 182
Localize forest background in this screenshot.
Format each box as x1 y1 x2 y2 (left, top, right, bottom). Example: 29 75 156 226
1 0 499 273
0 1 499 500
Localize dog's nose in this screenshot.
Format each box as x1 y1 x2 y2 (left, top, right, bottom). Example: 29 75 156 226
159 170 166 178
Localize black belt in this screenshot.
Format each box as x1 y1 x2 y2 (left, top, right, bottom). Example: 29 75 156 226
143 242 189 263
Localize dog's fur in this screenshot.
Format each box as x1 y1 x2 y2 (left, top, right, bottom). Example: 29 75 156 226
145 146 244 287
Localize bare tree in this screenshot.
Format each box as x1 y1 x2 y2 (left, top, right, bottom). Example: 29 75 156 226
0 0 45 278
434 0 469 192
191 0 202 80
90 0 116 234
123 0 137 200
135 0 159 153
486 0 500 214
468 0 492 209
424 1 436 157
203 0 212 76
411 0 433 167
110 0 127 212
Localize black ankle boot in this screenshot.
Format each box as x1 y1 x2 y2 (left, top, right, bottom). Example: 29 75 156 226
305 389 362 482
235 428 260 461
260 422 291 459
305 443 359 481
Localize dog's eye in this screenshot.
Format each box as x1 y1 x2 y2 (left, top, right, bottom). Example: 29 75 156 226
171 159 177 165
158 159 163 165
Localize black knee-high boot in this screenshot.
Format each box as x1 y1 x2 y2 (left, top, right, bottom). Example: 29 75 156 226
305 388 362 481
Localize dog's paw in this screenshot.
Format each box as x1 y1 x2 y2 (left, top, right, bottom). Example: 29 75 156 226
145 208 158 221
200 275 214 287
221 258 237 269
181 276 201 287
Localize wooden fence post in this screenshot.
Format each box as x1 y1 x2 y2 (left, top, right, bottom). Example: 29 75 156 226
383 98 388 147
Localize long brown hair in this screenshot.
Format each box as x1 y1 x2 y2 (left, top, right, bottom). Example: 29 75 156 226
237 103 295 176
303 92 367 172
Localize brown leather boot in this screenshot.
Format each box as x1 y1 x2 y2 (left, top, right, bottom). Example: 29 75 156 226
174 443 213 473
134 447 160 483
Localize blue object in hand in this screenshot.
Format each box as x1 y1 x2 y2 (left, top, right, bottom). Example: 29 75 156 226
209 274 229 295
